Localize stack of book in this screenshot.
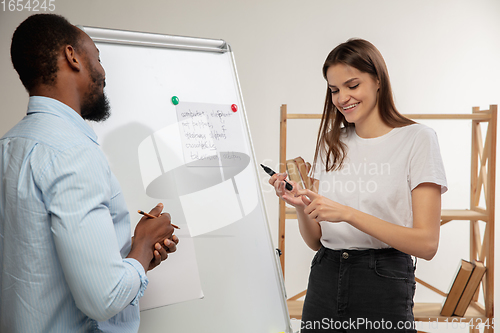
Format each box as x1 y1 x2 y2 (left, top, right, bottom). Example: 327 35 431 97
440 259 486 317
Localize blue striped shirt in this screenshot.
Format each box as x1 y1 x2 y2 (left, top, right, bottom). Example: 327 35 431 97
0 96 148 332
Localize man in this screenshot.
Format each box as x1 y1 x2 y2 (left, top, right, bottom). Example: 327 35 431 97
0 14 178 332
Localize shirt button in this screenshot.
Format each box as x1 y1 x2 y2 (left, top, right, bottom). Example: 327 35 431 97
342 252 349 259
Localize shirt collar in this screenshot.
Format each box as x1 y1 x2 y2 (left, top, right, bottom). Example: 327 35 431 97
27 96 99 144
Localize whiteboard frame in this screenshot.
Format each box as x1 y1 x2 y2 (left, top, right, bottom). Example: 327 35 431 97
80 26 228 53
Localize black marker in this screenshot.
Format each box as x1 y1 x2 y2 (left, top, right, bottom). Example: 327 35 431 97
260 164 293 191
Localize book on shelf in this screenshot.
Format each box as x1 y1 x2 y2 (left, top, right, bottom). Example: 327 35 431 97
440 259 475 316
453 261 486 317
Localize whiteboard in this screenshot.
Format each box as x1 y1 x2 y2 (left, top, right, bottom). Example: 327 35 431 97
81 27 291 333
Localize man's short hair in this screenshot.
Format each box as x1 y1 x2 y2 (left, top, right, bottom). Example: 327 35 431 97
11 14 81 92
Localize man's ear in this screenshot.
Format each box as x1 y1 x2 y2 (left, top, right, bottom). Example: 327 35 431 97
64 45 81 71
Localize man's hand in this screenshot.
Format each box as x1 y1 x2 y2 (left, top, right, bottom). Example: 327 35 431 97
127 203 177 272
148 235 179 271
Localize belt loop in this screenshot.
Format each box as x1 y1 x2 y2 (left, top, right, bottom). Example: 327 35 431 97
369 249 375 269
316 246 325 264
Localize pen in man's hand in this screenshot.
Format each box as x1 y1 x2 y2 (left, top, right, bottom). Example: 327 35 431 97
138 210 180 229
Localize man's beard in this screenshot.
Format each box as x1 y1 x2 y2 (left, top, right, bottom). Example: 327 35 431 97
81 90 111 122
80 57 111 122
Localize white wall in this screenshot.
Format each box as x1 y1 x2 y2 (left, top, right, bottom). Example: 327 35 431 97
1 1 499 330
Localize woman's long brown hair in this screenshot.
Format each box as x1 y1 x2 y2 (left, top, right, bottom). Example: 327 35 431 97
313 39 415 172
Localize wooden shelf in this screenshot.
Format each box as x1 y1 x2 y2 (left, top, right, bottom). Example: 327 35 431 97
441 209 488 222
288 302 488 322
284 113 492 121
414 303 487 322
285 208 489 223
287 300 304 320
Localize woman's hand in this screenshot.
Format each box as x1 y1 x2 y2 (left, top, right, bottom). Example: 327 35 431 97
297 189 351 222
269 175 323 251
269 173 310 208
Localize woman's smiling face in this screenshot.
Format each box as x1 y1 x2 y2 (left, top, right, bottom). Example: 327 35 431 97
326 63 380 128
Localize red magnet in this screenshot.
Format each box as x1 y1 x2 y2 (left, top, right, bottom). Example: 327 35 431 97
231 104 238 112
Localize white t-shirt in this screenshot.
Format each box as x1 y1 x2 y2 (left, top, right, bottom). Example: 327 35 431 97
312 123 448 250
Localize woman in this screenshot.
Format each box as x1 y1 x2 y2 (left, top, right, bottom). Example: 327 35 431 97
270 39 447 332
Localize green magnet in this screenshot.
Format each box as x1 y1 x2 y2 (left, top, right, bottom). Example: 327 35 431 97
171 96 179 105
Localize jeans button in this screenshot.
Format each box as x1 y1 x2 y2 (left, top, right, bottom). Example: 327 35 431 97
342 252 349 259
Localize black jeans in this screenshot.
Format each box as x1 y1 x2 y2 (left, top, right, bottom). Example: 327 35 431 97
301 246 417 333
